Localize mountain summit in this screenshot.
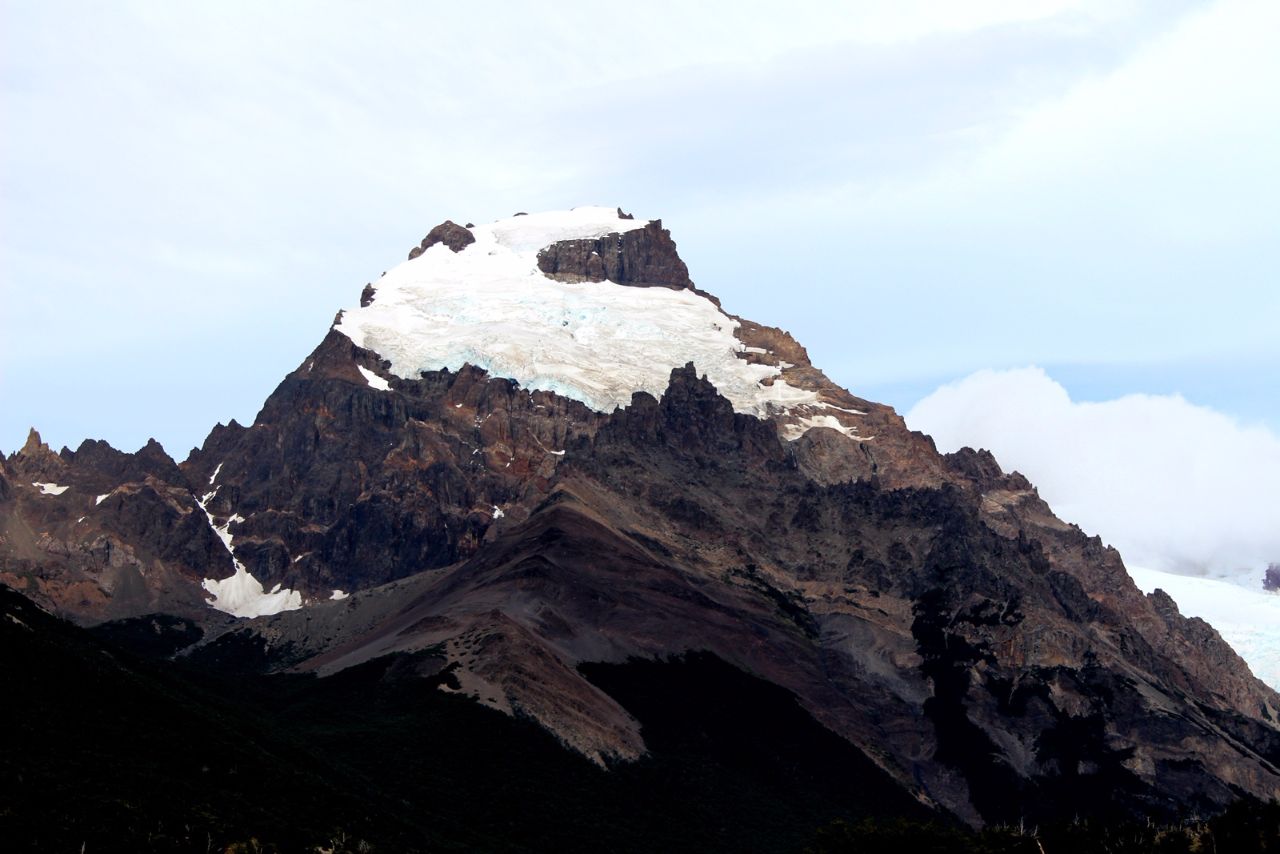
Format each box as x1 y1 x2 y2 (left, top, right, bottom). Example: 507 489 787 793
2 208 1278 843
338 207 865 431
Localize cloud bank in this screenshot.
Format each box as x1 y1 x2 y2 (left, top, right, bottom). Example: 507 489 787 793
906 367 1280 583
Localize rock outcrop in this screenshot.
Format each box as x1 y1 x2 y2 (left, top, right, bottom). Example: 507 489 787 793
407 220 476 260
536 219 692 288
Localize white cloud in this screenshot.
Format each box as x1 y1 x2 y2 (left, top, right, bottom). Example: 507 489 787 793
906 367 1280 583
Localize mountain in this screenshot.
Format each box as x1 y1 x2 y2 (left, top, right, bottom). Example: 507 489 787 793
1127 565 1280 692
2 207 1278 846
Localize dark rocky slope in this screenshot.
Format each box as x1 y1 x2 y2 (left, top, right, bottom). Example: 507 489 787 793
187 363 1276 826
1 583 937 853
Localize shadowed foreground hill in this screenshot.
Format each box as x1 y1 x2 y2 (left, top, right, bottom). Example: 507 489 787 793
1 583 937 852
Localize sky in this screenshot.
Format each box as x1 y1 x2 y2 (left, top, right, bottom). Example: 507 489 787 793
2 1 1277 578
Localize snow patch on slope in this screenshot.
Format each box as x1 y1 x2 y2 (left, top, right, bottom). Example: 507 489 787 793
781 412 873 442
1128 565 1280 691
335 207 849 433
32 482 69 495
357 365 390 391
196 488 302 619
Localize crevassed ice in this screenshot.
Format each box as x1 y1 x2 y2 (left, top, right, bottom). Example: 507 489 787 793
1128 565 1280 690
335 207 826 420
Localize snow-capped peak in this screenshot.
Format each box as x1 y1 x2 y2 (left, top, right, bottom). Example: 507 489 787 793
335 207 833 424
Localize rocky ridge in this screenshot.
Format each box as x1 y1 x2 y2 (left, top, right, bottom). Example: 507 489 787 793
535 218 692 288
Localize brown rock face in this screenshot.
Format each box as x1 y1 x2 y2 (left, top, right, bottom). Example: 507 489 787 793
171 358 1280 825
407 220 476 259
536 220 692 289
179 329 606 601
1 432 221 623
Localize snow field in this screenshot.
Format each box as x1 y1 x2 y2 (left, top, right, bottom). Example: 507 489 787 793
336 207 860 436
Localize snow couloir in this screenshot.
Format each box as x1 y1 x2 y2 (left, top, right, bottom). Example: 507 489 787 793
335 207 841 427
198 484 303 619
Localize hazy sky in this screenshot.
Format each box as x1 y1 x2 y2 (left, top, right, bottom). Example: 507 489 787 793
2 0 1277 463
